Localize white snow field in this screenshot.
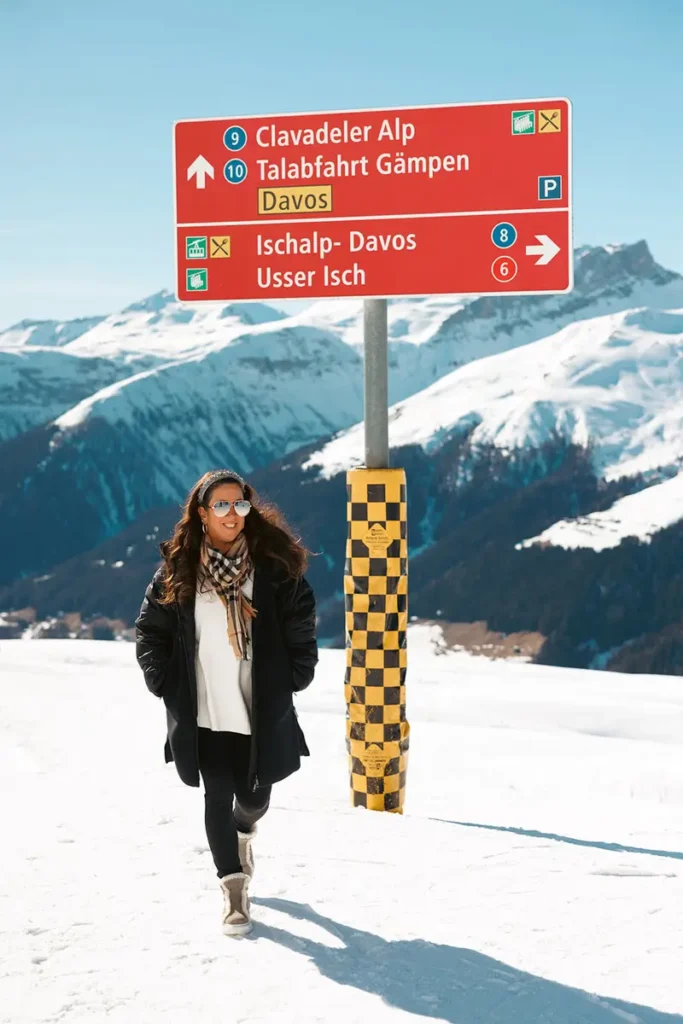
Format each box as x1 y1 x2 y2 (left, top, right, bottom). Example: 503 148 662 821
2 631 683 1023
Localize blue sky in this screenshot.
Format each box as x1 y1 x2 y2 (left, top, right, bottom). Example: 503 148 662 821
0 0 681 327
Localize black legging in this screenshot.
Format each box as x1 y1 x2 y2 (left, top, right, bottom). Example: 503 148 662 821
197 728 272 878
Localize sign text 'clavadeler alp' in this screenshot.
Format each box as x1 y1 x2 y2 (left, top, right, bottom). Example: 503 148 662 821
173 99 572 301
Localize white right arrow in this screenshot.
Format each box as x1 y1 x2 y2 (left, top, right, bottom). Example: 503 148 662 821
525 234 561 265
187 155 214 189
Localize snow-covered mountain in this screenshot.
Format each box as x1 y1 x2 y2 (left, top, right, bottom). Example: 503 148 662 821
0 293 287 442
52 321 363 481
0 347 123 442
299 240 683 399
0 314 105 347
3 239 683 674
517 470 683 552
61 291 285 363
306 307 683 486
0 322 363 584
0 290 284 359
2 242 681 446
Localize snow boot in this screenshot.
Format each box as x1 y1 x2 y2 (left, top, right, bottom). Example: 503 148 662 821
237 824 256 879
219 872 252 937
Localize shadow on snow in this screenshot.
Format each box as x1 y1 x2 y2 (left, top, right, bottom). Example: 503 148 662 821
252 898 680 1024
431 819 683 862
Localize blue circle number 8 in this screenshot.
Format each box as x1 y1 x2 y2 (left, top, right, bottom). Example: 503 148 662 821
224 158 248 184
224 125 247 151
492 222 517 249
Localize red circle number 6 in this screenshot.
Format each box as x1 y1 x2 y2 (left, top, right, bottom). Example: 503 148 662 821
491 256 518 284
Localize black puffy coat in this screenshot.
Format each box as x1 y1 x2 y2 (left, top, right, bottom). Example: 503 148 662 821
135 556 318 790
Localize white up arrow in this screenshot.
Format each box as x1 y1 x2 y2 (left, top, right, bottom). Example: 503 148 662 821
525 234 561 265
187 155 214 189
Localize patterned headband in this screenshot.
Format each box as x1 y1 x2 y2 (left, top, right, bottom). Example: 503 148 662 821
198 469 246 505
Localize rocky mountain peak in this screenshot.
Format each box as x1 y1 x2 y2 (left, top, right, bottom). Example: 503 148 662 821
574 240 678 292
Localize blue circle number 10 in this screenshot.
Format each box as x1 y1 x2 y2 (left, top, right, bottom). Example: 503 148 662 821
224 159 248 184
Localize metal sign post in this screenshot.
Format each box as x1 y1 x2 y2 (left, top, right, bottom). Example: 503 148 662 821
363 298 389 469
343 296 410 813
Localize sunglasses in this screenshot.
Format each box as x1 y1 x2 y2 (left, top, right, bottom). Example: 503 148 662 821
207 499 252 517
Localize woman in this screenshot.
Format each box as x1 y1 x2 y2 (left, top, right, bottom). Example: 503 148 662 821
135 469 318 937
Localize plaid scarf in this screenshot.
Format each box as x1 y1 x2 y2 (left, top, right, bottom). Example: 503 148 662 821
200 533 256 660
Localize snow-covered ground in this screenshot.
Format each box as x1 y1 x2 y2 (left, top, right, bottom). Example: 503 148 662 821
518 470 683 552
2 631 683 1023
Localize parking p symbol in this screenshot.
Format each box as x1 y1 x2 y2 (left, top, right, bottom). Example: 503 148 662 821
539 175 562 201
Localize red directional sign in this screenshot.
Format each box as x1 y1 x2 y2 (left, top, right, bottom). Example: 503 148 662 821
173 99 572 302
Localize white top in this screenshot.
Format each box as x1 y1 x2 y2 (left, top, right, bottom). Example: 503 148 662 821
194 573 254 734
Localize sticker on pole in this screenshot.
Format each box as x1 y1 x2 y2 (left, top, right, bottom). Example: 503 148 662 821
364 523 392 556
358 744 391 774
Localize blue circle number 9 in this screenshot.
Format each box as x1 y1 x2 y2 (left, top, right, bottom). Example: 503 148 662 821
224 125 247 152
224 158 248 184
491 222 517 249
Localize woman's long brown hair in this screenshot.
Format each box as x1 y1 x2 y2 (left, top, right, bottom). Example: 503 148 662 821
158 471 309 606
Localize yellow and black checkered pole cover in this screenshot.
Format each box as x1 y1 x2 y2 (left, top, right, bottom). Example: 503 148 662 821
344 467 409 813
